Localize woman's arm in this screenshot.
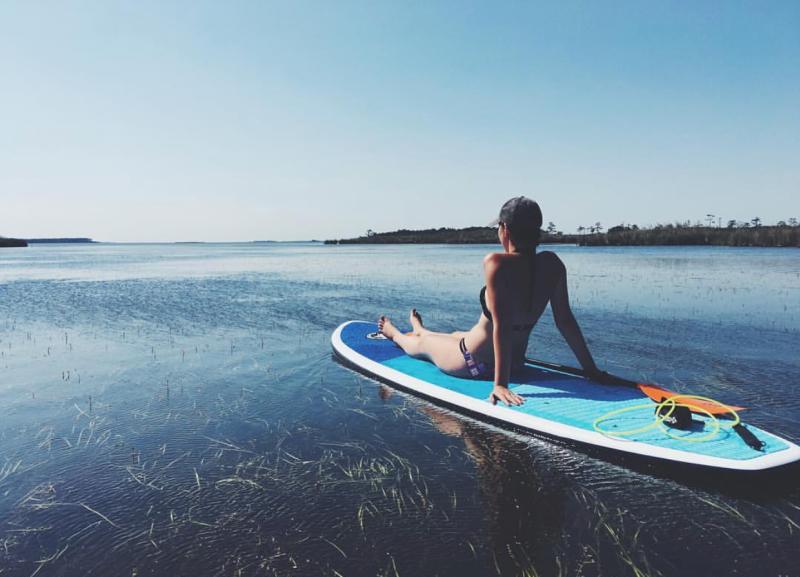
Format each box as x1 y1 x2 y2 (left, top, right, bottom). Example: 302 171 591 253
484 255 525 406
549 259 600 375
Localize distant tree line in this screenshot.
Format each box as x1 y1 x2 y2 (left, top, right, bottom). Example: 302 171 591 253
327 217 800 247
27 238 94 244
576 218 799 247
327 227 501 244
0 237 97 247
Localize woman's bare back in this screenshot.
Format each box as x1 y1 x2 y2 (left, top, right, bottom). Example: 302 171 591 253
466 250 566 365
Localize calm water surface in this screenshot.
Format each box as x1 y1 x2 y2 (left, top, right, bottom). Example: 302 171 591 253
0 243 799 577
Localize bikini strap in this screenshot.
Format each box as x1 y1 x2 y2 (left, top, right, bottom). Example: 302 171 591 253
528 250 536 311
459 337 484 378
479 286 492 322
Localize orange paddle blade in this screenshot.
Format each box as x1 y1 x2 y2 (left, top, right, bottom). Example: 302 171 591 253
637 384 745 415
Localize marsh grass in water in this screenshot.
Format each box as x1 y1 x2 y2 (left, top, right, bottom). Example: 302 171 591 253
0 243 799 576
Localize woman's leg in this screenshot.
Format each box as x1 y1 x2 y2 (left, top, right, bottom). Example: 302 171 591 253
408 309 469 340
379 316 469 375
409 309 428 335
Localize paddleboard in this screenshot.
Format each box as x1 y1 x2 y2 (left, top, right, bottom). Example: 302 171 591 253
332 321 800 472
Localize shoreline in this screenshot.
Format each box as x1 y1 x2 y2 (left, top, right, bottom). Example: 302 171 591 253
325 225 800 248
0 237 28 247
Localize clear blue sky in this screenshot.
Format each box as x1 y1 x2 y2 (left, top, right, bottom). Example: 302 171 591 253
1 1 798 242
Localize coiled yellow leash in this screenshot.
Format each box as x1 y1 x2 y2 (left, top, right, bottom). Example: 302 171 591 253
593 394 741 443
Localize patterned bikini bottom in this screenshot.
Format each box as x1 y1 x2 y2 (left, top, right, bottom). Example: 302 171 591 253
458 337 493 379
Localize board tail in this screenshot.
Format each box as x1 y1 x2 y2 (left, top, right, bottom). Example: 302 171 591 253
638 384 745 416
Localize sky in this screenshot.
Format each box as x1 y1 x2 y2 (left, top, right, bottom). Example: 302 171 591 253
1 1 798 242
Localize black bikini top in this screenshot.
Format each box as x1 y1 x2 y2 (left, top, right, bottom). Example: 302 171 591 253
479 252 536 332
479 285 493 321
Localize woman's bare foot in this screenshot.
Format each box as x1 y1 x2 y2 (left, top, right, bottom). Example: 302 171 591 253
378 315 400 340
409 309 426 335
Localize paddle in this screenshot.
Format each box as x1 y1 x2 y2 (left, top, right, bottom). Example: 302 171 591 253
524 357 745 417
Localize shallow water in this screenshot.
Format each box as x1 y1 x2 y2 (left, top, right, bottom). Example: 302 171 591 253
1 242 799 577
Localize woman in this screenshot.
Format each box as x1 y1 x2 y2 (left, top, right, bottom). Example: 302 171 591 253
378 196 605 407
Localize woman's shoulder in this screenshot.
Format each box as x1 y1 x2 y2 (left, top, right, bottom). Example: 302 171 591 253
535 250 566 274
482 252 515 283
535 249 562 263
484 249 563 262
483 250 566 273
482 251 515 270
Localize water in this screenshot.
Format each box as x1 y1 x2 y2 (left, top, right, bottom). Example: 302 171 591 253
1 242 799 577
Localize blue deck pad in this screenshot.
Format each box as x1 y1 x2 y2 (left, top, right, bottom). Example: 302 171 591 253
344 322 788 461
340 321 406 363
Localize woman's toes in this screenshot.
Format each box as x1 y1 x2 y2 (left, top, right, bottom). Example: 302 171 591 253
409 309 424 333
378 315 394 337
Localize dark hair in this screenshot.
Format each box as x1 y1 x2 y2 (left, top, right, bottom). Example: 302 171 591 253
498 197 542 250
507 223 541 250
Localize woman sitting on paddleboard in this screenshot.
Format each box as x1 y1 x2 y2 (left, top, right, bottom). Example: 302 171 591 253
378 196 606 407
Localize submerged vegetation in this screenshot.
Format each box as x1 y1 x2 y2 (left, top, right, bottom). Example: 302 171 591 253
1 244 799 576
327 219 800 247
0 320 667 577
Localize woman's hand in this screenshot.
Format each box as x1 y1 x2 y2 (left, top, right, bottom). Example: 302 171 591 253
488 385 524 406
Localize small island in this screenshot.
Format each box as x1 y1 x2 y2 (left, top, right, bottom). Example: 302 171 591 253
326 226 504 245
27 238 95 244
1 237 100 248
326 219 800 248
0 236 28 247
